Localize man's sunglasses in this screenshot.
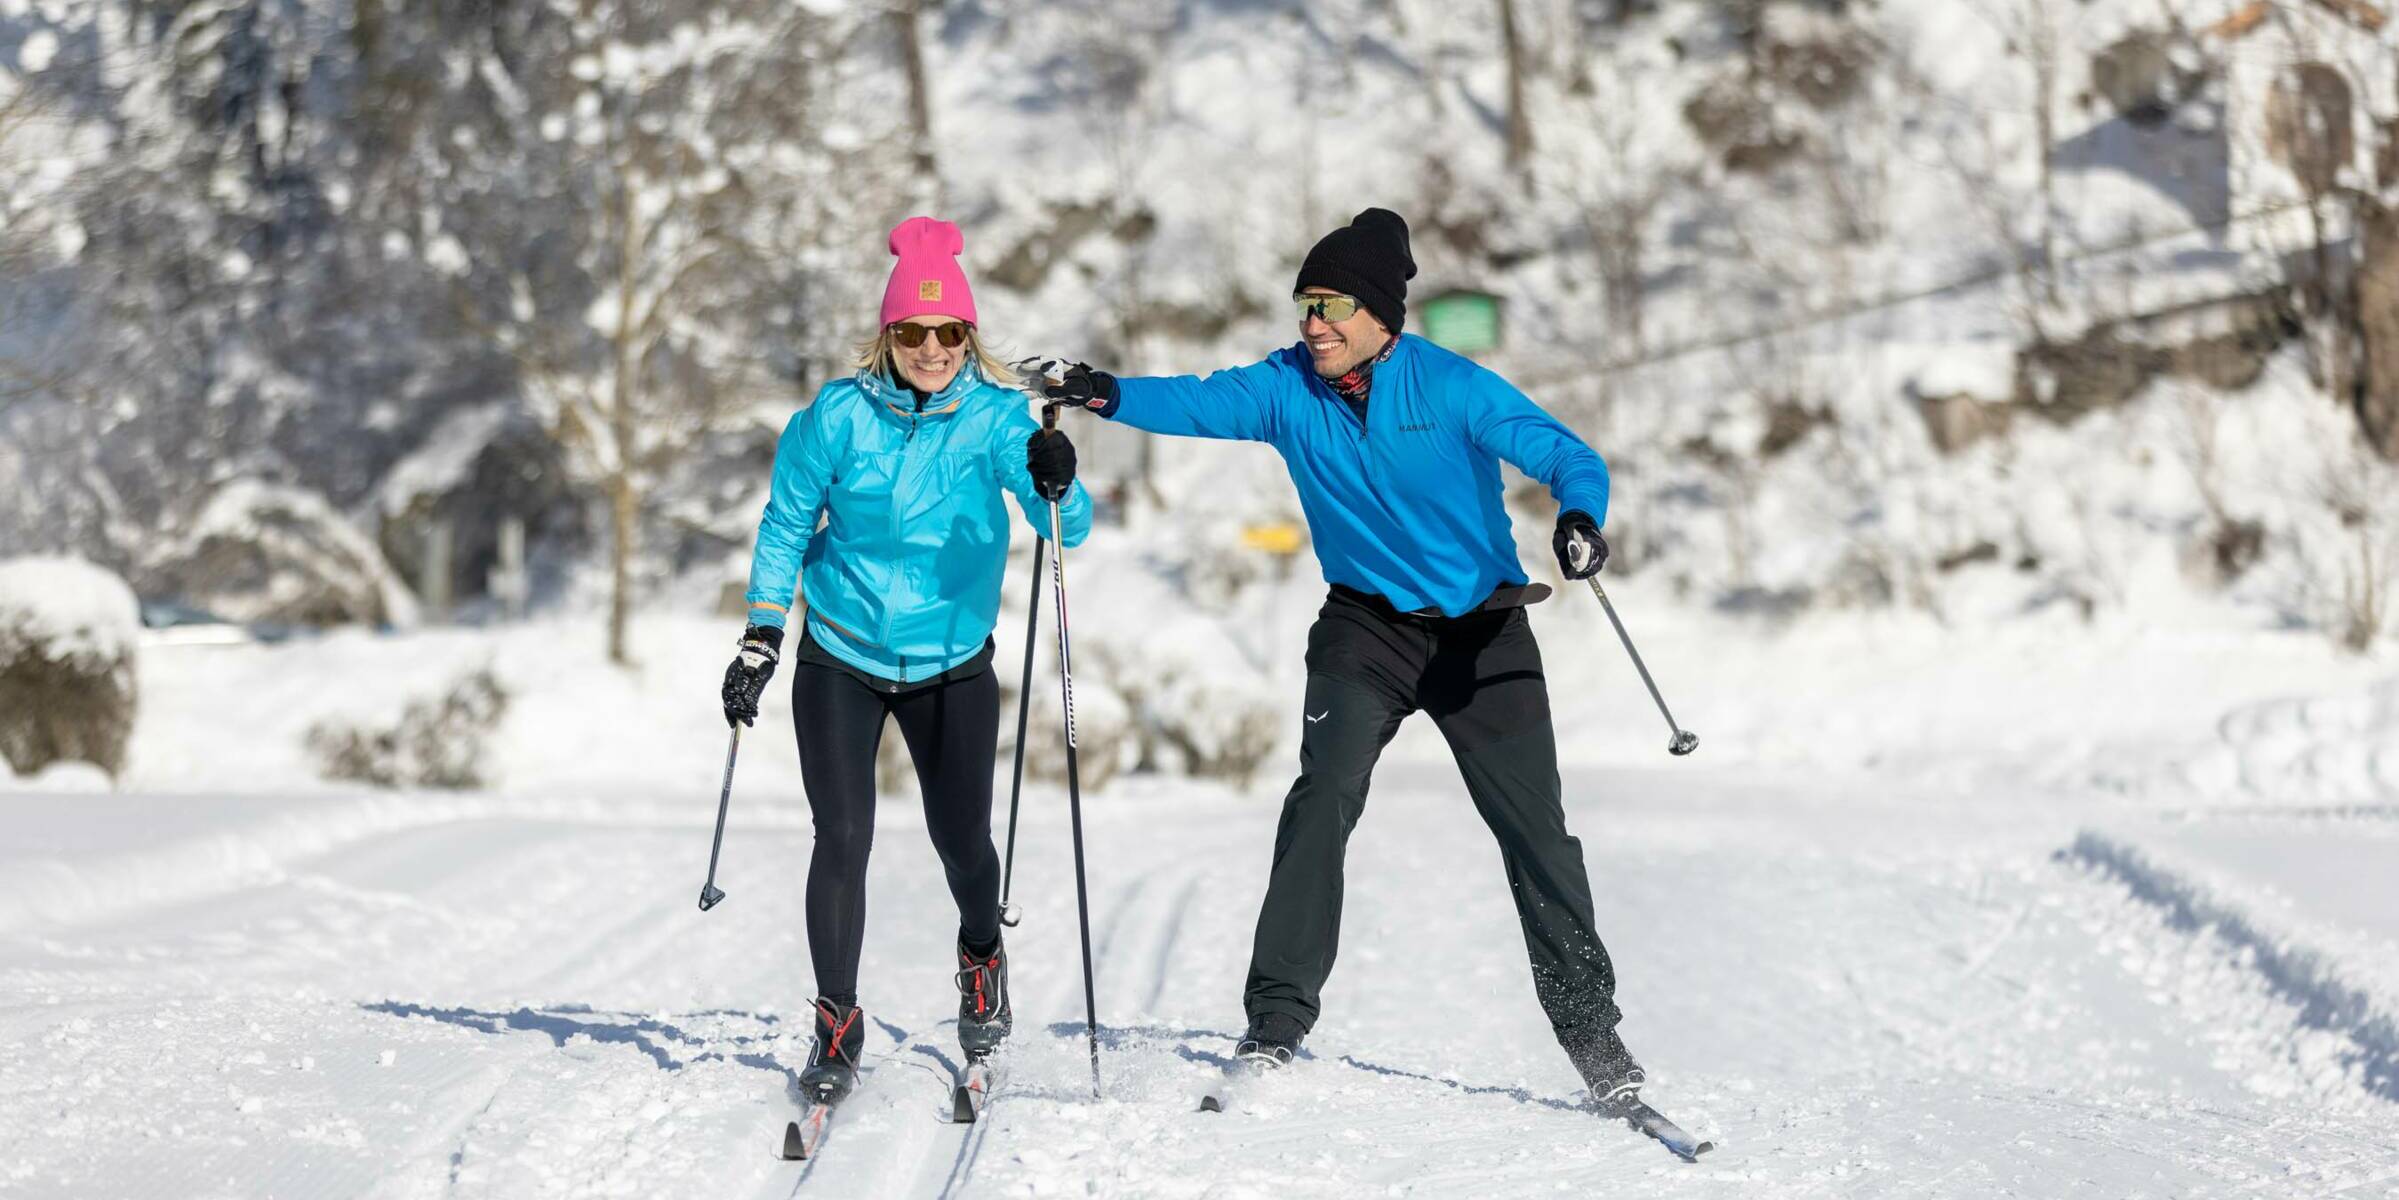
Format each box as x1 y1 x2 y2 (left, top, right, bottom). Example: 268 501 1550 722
1293 293 1363 323
890 321 971 349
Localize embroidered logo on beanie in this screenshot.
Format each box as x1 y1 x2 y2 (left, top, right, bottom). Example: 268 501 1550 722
919 281 943 301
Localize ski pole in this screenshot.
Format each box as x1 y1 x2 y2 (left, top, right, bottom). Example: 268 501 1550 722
996 538 1043 929
1566 538 1696 756
698 725 741 910
1040 402 1104 1097
1582 574 1698 757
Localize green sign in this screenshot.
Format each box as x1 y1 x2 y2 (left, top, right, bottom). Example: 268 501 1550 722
1421 291 1502 355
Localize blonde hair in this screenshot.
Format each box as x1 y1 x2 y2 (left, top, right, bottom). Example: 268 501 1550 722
853 324 1023 390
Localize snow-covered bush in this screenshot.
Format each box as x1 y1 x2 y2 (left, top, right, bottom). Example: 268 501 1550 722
151 481 420 629
1004 671 1134 795
305 668 509 789
0 557 140 779
2278 436 2399 653
1085 622 1283 789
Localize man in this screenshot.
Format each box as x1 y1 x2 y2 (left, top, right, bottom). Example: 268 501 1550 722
1044 208 1644 1108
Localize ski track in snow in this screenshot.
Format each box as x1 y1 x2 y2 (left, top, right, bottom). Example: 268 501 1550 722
2062 830 2399 1104
3 756 2398 1197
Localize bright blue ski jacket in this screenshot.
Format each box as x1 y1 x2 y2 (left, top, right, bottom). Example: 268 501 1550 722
745 366 1091 683
1107 334 1607 617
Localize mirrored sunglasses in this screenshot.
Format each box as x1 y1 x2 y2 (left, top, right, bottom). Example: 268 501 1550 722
1293 293 1364 323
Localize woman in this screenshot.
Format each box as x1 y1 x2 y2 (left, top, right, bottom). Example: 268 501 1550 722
721 216 1090 1104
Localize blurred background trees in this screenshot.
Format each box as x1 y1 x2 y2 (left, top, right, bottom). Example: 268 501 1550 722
4 0 2399 656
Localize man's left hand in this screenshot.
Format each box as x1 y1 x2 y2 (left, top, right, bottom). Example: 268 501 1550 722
1554 510 1608 579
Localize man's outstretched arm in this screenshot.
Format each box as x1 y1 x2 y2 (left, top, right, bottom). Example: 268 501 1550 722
1043 357 1288 443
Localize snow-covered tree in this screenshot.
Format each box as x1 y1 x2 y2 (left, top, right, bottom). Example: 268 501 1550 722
0 14 96 407
398 0 903 664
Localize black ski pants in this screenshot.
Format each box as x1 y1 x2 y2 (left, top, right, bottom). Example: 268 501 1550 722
1245 585 1621 1043
792 655 1002 1002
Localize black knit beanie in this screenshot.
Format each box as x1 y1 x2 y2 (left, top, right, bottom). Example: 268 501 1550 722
1294 208 1416 334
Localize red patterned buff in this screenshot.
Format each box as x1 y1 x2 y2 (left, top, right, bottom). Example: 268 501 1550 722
1329 334 1401 409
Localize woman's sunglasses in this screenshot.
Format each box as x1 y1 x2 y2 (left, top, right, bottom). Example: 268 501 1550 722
890 321 971 349
1293 293 1363 323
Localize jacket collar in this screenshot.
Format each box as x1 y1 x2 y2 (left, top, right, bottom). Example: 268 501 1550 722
856 364 983 423
1294 332 1414 403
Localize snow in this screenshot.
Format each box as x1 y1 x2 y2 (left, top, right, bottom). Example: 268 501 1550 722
14 28 52 72
0 556 140 666
2069 818 2399 1093
6 0 2399 1192
4 600 2397 1196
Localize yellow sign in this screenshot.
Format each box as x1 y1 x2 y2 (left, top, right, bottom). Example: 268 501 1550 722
1241 522 1305 556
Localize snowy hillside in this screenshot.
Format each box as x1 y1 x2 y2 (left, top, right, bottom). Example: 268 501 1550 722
3 0 2396 655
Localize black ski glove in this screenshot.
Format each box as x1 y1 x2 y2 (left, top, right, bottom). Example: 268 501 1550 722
1554 510 1608 579
720 624 783 726
1026 429 1077 501
1038 361 1120 417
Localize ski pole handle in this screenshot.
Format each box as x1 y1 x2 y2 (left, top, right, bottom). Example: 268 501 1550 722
698 726 740 910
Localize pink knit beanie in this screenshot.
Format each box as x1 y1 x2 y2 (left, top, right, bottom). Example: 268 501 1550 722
879 216 977 327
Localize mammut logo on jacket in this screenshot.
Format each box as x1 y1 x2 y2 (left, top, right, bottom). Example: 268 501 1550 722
1398 422 1434 432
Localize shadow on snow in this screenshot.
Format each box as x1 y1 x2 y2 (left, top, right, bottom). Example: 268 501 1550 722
1043 1019 1592 1113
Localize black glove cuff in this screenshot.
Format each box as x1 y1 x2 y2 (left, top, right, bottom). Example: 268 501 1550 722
1088 371 1121 417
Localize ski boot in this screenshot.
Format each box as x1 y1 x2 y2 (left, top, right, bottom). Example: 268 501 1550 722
1564 1025 1646 1115
797 996 865 1104
955 936 1012 1061
1233 1011 1306 1072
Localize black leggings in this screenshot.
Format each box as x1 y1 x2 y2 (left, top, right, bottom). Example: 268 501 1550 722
792 657 1002 1002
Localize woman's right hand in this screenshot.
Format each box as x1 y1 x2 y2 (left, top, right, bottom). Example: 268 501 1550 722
1027 429 1077 501
720 625 783 726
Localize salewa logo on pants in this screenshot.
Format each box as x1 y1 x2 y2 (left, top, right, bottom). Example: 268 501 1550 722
1307 710 1329 724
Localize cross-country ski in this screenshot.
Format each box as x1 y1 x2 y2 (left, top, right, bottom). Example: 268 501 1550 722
1614 1098 1713 1162
781 1102 834 1162
949 1058 999 1124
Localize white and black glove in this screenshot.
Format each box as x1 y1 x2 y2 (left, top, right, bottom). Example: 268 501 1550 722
1554 510 1608 580
1032 360 1120 416
720 624 783 726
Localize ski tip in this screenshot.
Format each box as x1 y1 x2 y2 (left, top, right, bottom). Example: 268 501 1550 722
1198 1094 1224 1113
951 1086 977 1124
780 1120 807 1161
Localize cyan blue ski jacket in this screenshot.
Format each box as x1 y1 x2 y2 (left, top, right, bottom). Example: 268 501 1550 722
1107 334 1607 616
745 366 1091 683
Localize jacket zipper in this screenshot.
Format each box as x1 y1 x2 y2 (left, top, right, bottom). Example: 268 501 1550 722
884 391 928 690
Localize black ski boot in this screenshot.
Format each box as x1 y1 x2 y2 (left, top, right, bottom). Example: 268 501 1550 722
955 937 1011 1060
798 997 866 1104
1233 1011 1306 1071
1564 1026 1646 1114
